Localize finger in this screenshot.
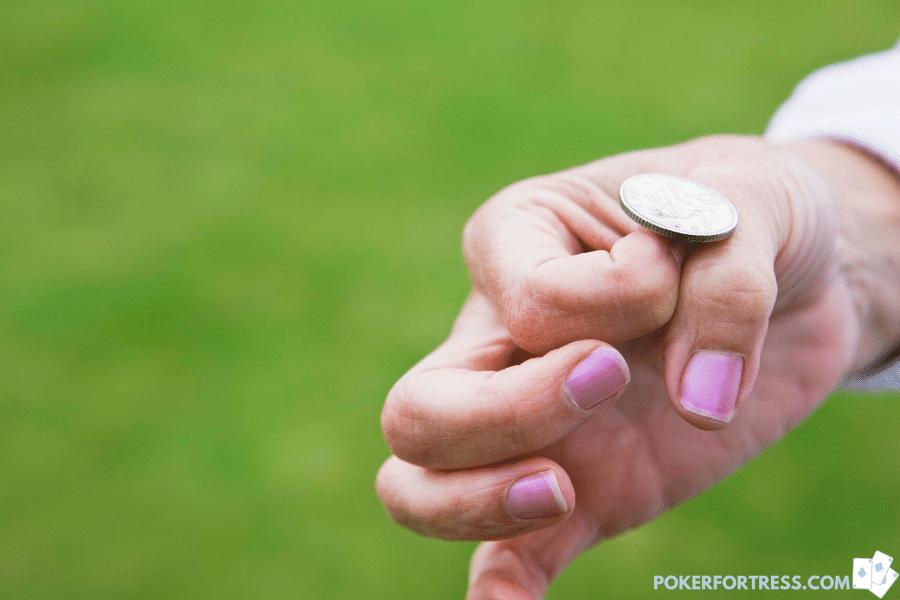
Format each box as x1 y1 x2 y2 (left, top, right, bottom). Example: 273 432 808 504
466 511 596 599
381 295 630 470
663 165 787 429
375 456 575 541
463 162 682 354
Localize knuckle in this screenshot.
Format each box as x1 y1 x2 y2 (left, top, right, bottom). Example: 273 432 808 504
383 498 417 531
461 181 537 292
382 373 469 468
461 207 490 274
375 468 416 531
377 461 494 540
374 462 397 510
627 264 678 324
693 265 776 323
598 264 676 337
502 277 554 352
380 377 426 462
380 380 403 445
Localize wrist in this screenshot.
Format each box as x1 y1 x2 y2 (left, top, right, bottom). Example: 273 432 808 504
781 139 900 373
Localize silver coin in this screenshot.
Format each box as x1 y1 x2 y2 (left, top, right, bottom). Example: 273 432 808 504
619 173 738 243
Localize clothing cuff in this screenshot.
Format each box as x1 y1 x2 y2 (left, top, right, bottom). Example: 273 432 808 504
765 43 900 175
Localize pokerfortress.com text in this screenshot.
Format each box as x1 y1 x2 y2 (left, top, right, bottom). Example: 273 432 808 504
653 574 850 592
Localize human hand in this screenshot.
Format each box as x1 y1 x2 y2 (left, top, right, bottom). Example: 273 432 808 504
376 135 900 598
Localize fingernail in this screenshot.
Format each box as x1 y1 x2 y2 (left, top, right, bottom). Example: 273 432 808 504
679 351 743 423
506 470 568 520
565 347 629 410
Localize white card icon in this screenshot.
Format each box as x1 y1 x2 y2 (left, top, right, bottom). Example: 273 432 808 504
872 551 895 586
871 568 898 600
854 558 873 589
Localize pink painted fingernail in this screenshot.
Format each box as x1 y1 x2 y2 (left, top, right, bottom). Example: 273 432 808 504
505 471 568 520
679 351 743 423
564 347 629 410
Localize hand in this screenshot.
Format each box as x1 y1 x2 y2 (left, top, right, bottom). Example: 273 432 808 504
376 135 900 598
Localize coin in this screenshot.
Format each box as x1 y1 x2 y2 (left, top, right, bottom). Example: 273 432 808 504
619 173 738 243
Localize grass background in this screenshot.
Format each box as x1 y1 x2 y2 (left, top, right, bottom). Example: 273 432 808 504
1 1 898 597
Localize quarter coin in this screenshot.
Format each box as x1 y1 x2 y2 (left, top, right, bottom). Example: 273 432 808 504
619 173 738 242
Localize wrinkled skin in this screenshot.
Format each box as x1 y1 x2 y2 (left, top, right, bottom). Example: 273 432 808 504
377 136 898 599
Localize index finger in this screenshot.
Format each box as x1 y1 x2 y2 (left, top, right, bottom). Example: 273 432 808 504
462 151 687 354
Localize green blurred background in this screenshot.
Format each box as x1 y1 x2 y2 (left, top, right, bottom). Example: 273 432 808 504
1 1 898 598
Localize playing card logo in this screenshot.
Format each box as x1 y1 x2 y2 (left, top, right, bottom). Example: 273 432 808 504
854 551 898 598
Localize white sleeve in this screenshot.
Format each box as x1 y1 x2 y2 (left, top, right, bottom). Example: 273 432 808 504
764 43 900 391
766 42 900 170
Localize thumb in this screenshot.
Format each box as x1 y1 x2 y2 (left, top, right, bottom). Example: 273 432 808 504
663 160 834 429
467 512 596 600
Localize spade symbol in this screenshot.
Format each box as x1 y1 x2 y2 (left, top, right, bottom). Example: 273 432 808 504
859 568 867 578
